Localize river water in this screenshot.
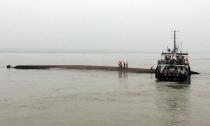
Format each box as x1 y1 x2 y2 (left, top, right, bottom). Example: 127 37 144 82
0 52 209 126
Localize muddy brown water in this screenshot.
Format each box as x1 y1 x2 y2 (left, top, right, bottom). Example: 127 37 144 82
0 52 209 126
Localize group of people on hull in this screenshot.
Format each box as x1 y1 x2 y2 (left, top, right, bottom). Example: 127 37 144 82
118 60 128 69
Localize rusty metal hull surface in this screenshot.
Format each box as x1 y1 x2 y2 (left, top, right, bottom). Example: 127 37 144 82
12 65 155 73
9 65 199 74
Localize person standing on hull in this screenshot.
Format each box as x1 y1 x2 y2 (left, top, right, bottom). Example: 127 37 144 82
125 61 128 69
118 60 123 69
123 61 126 68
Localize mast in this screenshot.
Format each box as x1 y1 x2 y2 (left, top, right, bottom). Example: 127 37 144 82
173 30 177 53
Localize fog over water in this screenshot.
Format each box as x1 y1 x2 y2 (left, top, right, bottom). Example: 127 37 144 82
0 0 210 52
0 0 210 126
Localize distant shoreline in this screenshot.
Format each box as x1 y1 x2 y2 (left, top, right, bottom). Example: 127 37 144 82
0 50 209 54
0 50 160 54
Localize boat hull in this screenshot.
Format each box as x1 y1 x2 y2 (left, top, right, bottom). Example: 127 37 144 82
155 73 190 82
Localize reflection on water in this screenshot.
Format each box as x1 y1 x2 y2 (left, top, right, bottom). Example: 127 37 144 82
150 73 154 79
118 71 128 79
155 83 191 126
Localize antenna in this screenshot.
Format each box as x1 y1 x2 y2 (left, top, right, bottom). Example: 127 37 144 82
181 42 183 52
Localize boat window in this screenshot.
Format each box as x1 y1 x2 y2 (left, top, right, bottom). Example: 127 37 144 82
165 55 171 60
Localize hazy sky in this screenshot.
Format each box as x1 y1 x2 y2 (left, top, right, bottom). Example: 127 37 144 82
0 0 209 52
